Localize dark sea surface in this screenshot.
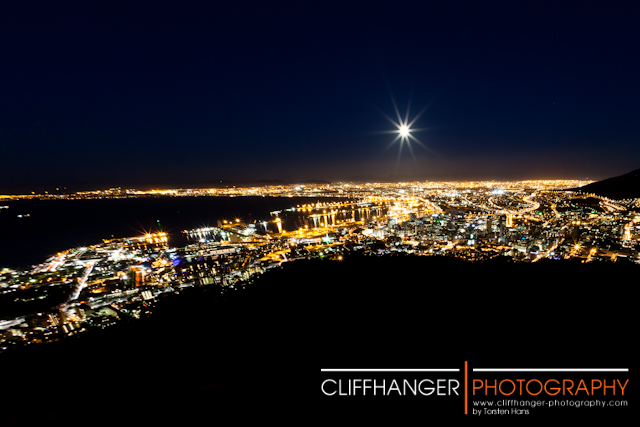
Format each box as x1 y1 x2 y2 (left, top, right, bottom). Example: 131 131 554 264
0 196 349 269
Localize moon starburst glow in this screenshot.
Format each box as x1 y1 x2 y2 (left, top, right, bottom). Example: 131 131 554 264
378 95 429 162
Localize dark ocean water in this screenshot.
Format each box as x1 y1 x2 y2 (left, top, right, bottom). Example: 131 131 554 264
0 196 349 269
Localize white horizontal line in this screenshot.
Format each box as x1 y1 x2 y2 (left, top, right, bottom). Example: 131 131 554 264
473 369 629 372
321 369 460 372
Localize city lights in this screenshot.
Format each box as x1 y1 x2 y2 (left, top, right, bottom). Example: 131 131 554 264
1 180 638 353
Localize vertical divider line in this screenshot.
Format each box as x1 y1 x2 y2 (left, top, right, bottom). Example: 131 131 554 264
465 361 468 415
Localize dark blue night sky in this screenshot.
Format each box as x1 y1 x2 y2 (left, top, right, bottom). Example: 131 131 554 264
1 1 638 192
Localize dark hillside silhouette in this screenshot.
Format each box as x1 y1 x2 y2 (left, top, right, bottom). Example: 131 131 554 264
1 255 634 423
571 168 640 199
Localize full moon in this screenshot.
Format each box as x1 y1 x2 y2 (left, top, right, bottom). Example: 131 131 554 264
378 98 428 161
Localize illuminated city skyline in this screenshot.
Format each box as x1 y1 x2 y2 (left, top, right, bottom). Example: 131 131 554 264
2 178 638 353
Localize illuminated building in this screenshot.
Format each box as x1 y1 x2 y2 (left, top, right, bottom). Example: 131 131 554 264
130 266 145 286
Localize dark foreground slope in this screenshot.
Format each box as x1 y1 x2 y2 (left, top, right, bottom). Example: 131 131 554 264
572 168 640 199
0 255 635 422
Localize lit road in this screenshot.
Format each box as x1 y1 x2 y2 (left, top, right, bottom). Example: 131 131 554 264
69 263 94 301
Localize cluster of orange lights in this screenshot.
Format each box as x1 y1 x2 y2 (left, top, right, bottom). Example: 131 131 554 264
142 232 168 244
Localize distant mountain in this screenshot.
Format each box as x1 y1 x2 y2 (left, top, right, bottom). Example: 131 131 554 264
572 168 640 200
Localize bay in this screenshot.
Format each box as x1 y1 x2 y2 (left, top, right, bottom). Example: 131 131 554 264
0 196 350 269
